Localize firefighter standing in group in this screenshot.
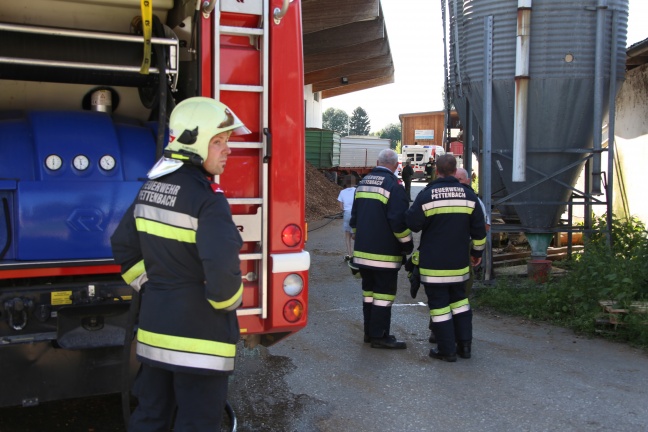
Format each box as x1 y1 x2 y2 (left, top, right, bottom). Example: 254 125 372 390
350 149 413 349
405 154 486 362
424 155 436 183
111 97 250 431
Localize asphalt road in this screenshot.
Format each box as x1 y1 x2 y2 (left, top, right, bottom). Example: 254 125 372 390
2 182 647 432
228 182 648 431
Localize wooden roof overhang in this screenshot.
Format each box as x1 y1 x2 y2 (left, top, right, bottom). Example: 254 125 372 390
302 0 394 98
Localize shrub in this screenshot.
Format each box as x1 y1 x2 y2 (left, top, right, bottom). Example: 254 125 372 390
474 215 648 349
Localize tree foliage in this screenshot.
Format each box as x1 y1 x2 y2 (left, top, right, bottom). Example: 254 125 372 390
348 107 371 136
377 123 401 149
322 108 349 136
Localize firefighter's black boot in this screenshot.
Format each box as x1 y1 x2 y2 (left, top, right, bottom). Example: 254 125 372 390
429 348 457 362
457 341 471 359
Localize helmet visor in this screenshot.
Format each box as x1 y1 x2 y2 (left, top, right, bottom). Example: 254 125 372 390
220 107 252 136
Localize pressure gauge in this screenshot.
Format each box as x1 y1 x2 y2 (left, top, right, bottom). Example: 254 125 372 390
45 154 63 171
73 155 90 171
100 155 116 171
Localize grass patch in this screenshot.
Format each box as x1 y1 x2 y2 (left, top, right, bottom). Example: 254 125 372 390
473 215 648 350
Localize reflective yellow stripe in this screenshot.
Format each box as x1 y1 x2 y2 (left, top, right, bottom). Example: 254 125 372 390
472 237 486 251
135 204 198 230
137 343 235 372
356 185 390 198
451 298 471 315
420 267 469 277
395 228 412 239
354 251 402 263
208 283 244 311
136 218 196 243
355 191 388 204
137 328 235 357
373 293 396 302
394 229 413 243
430 306 452 322
363 290 374 303
425 206 474 217
122 259 145 284
353 250 402 269
450 298 469 309
424 199 475 210
420 266 470 283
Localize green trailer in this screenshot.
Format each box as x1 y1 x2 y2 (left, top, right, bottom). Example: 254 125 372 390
305 128 341 170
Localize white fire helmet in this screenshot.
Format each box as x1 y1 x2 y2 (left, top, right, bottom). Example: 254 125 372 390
165 97 250 162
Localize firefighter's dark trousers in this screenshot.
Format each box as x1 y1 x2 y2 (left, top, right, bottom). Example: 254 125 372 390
128 363 228 432
360 268 398 339
424 281 472 355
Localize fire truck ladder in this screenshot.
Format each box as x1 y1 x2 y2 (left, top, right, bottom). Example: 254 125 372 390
213 0 270 319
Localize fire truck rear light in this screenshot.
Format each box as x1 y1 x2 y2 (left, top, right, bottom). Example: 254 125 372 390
283 300 303 323
283 274 303 296
281 224 302 247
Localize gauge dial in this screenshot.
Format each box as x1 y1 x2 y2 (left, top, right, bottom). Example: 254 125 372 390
100 155 116 171
45 154 63 171
73 155 90 171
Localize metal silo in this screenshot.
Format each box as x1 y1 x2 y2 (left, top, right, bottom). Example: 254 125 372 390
446 0 628 258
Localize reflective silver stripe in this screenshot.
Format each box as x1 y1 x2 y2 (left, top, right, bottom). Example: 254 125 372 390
354 257 401 269
422 199 476 212
431 312 452 323
134 204 198 230
472 243 486 251
452 304 471 314
356 185 390 199
364 296 373 303
137 342 235 372
420 274 469 284
374 299 393 307
397 233 413 243
130 272 148 292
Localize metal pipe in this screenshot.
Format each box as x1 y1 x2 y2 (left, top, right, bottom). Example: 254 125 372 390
452 0 463 97
592 0 608 194
512 0 532 182
483 16 493 281
442 0 450 148
606 9 619 248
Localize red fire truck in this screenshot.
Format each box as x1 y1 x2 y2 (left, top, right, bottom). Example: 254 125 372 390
0 0 308 408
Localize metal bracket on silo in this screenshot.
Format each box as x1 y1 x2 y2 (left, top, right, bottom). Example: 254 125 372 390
453 0 463 98
483 15 493 281
605 9 619 248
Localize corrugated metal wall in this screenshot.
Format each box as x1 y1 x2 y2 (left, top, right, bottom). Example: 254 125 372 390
305 128 340 169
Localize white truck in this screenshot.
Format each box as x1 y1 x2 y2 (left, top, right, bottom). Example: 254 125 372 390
402 144 446 180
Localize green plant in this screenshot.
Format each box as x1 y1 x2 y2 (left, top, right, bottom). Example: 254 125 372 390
474 214 648 350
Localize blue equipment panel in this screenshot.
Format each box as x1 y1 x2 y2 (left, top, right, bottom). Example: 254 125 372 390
0 111 157 261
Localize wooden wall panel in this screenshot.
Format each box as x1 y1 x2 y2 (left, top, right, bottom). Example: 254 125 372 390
400 112 460 148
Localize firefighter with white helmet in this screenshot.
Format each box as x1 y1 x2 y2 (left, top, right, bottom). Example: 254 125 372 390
111 97 249 430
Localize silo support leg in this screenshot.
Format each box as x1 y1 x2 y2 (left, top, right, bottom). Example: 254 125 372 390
526 233 554 282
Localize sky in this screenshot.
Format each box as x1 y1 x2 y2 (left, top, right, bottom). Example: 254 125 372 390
321 0 648 133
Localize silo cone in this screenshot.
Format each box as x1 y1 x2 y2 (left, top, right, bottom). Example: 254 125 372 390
448 0 628 253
